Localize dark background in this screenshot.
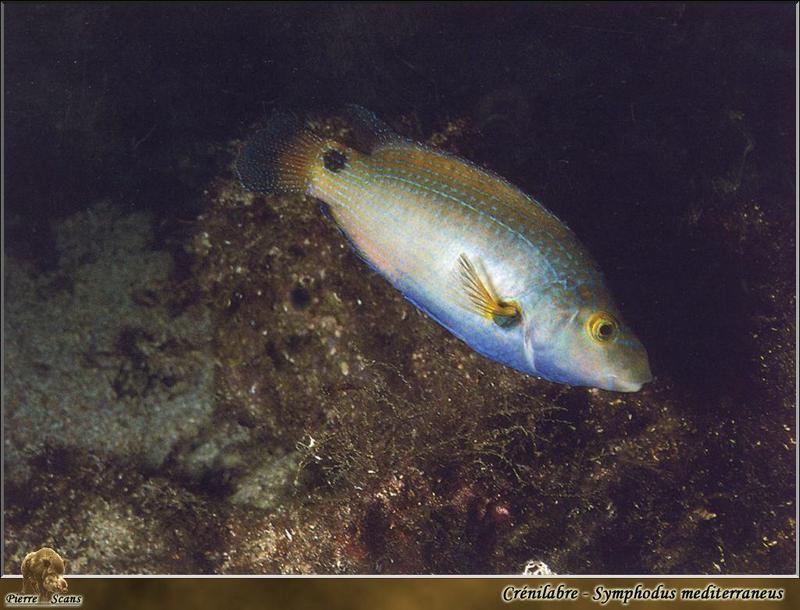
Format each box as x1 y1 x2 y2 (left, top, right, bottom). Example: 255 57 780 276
3 3 796 575
5 3 795 396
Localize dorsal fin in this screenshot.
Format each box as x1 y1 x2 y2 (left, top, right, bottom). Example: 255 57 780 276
344 105 408 153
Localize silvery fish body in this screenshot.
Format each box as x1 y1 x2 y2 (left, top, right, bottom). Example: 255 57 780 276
236 107 651 392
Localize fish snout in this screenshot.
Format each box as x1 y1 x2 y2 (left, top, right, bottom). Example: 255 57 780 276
607 356 652 393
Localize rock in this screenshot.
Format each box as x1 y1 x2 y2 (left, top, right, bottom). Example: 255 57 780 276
4 201 214 482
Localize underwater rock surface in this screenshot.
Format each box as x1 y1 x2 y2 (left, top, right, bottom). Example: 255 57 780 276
6 118 794 573
5 203 214 486
4 4 795 574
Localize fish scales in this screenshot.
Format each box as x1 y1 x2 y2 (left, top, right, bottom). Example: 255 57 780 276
314 155 531 312
235 107 651 391
313 151 543 369
375 146 590 273
312 146 591 324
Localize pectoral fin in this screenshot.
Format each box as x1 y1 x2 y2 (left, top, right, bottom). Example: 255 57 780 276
457 254 521 328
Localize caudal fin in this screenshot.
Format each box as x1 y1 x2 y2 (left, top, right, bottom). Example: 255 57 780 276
236 112 323 194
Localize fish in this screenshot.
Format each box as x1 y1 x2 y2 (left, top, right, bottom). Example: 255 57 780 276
236 106 652 392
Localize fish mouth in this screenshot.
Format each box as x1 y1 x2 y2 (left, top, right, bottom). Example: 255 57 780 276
609 377 649 393
607 368 653 393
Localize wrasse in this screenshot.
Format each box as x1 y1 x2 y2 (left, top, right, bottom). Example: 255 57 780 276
236 107 651 392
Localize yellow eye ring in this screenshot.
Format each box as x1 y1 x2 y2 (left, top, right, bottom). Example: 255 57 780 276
587 312 619 342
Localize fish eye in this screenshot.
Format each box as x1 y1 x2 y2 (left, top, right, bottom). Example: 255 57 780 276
587 312 618 342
